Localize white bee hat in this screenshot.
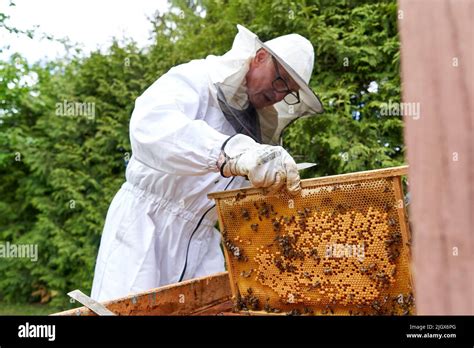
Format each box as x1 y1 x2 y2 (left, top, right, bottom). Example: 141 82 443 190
262 30 323 114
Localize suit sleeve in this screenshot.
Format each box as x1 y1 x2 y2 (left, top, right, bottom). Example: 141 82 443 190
129 68 228 176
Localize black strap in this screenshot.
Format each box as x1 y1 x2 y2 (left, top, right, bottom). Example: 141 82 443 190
178 176 236 282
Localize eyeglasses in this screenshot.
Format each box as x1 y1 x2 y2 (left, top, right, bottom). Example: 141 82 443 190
271 56 300 105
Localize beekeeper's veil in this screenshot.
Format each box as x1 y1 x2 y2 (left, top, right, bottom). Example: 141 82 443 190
205 24 323 145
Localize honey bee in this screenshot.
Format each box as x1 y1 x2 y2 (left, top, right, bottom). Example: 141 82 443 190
242 288 260 311
388 249 400 262
326 305 334 315
240 269 253 278
286 309 301 316
308 280 321 290
234 294 245 311
241 208 250 221
270 205 277 216
274 258 285 272
335 203 348 214
250 223 258 232
390 231 402 241
383 202 392 212
259 203 271 218
235 191 246 201
371 300 381 312
376 272 389 285
368 263 377 271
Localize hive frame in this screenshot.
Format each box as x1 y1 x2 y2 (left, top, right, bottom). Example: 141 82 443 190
209 165 414 315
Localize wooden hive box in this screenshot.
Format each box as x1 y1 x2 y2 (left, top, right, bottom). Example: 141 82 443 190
208 166 415 315
53 272 235 316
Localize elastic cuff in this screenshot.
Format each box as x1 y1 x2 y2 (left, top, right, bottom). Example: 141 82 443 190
217 151 230 177
207 132 229 172
217 135 238 177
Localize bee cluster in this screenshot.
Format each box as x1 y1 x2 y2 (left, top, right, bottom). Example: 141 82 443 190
217 177 415 315
234 287 259 311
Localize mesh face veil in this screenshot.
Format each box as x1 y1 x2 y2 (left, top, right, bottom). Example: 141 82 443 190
216 84 262 143
206 25 324 145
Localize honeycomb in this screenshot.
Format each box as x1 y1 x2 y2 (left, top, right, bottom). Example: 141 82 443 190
208 167 415 315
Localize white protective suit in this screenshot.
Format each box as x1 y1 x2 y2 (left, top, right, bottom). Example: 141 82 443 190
91 25 323 302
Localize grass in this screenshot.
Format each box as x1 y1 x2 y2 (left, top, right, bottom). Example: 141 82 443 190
0 301 65 315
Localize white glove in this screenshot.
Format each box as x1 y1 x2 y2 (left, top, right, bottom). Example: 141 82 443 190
217 134 301 195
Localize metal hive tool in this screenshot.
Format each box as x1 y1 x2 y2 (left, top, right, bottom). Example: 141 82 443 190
208 166 415 315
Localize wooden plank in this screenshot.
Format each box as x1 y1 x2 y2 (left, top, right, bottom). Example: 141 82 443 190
191 299 233 315
216 206 240 304
391 176 416 314
398 0 474 314
391 177 411 259
208 165 409 199
53 272 232 316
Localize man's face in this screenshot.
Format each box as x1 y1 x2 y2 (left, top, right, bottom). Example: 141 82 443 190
246 49 299 109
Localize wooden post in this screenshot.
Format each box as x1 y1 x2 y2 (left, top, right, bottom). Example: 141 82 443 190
398 0 473 314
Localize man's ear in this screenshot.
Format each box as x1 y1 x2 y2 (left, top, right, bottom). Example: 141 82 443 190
253 49 270 66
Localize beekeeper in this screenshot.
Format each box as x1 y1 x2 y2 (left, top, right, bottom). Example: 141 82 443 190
91 25 323 301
